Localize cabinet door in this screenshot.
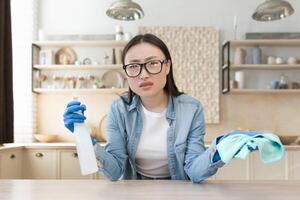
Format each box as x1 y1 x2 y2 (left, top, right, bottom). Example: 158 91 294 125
215 158 249 180
94 171 106 180
205 175 216 181
251 151 287 180
23 149 57 179
288 151 300 180
0 150 23 179
59 150 93 179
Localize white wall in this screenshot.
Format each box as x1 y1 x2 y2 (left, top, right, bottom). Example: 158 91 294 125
39 0 300 41
11 0 38 142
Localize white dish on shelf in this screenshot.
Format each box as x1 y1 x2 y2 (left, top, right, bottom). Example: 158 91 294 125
102 70 124 88
55 47 77 64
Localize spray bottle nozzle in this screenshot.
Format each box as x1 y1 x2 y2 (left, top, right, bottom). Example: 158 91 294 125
72 96 79 101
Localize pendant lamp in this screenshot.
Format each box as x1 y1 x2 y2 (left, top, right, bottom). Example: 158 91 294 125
252 0 294 21
106 0 144 21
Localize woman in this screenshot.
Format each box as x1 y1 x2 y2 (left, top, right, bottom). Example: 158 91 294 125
63 34 224 183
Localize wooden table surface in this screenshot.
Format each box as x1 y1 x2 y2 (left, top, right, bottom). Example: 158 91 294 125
1 180 300 200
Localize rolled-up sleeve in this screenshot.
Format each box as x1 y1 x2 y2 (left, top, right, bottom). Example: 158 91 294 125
94 101 128 181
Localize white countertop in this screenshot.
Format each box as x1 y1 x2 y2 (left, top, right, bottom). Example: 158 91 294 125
0 142 75 150
1 179 300 200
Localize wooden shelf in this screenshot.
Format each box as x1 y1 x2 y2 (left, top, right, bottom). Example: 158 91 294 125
32 40 127 47
33 64 123 70
230 64 300 70
229 89 300 94
33 88 128 94
32 40 128 96
222 39 300 94
228 39 300 47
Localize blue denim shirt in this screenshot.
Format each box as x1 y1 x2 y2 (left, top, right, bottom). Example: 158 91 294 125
94 94 224 183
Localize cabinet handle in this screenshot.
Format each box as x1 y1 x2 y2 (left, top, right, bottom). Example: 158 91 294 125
72 153 78 158
10 154 16 159
35 152 44 157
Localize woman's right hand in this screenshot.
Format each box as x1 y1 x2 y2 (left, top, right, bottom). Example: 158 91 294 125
63 100 86 133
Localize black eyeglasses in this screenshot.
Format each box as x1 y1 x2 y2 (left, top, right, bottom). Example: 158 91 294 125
123 59 168 78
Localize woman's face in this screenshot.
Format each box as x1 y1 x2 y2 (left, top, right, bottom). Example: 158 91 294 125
124 42 170 98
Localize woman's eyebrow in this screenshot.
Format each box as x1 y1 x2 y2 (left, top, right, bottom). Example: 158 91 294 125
129 56 157 63
145 56 157 61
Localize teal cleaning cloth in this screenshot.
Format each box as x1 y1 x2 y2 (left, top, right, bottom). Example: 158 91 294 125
216 132 284 164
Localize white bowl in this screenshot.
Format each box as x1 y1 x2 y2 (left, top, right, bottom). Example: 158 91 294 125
34 134 58 143
278 135 298 145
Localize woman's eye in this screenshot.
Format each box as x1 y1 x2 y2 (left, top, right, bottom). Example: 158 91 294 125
149 61 159 66
128 64 139 69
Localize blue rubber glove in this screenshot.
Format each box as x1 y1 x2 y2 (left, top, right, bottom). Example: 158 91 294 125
91 137 97 145
63 100 86 132
63 100 97 145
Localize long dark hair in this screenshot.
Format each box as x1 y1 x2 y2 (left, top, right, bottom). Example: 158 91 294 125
121 33 183 104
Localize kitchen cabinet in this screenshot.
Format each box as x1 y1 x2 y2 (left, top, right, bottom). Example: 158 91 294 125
0 149 23 179
95 172 105 180
215 158 249 180
221 39 300 94
32 40 128 94
21 147 100 179
288 150 300 180
214 149 297 180
23 149 57 179
0 145 104 179
58 150 93 179
250 151 287 180
1 144 299 180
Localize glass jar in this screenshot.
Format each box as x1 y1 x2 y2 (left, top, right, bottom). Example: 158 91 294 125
279 75 288 89
251 46 262 64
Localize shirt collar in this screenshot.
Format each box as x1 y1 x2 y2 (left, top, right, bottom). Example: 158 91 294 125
128 95 140 112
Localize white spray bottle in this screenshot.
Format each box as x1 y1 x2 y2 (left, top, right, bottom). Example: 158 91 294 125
73 97 98 175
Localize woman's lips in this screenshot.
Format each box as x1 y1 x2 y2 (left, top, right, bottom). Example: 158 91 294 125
139 81 154 88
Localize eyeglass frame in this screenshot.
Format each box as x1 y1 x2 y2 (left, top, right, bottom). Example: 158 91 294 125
123 59 168 78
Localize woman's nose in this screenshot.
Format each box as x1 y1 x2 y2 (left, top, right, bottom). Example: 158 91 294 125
139 66 149 79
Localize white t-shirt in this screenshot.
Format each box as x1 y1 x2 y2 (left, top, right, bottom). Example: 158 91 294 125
135 104 170 178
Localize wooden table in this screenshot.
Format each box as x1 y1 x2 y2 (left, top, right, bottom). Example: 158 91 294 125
1 180 300 200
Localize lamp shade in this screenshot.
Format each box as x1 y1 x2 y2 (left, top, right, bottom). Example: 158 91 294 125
252 0 294 21
106 0 144 21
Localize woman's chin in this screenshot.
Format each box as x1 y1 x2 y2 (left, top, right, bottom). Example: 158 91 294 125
135 89 158 98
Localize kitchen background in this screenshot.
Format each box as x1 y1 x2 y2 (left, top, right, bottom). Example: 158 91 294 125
11 0 300 144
